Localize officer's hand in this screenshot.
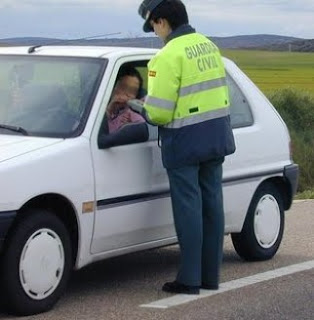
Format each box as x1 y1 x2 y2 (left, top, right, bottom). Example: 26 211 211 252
127 99 144 114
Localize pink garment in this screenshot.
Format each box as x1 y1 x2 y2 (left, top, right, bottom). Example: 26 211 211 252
108 106 145 134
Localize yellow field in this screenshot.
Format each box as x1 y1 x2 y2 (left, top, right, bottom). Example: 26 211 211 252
221 50 314 94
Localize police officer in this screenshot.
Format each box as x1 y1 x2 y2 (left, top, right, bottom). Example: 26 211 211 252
133 0 236 294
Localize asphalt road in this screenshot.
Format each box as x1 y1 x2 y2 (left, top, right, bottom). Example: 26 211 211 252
0 200 313 320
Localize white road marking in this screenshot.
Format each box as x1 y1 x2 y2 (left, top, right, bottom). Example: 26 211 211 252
140 260 314 309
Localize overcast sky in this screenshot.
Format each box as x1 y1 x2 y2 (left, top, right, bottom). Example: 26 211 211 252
0 0 313 40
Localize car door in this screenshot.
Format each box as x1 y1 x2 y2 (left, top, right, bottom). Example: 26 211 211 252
90 56 175 254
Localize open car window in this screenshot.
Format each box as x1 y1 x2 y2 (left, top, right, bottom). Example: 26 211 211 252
98 61 157 149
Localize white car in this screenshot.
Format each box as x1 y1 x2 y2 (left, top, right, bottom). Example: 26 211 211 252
0 46 298 316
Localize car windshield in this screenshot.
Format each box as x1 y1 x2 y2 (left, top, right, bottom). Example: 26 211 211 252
0 55 106 138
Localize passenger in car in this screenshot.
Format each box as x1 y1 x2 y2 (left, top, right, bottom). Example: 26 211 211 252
107 66 146 133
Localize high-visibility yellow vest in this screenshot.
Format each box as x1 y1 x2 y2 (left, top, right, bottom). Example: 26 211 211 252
144 32 229 128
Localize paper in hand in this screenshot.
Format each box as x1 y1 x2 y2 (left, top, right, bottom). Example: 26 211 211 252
127 99 144 114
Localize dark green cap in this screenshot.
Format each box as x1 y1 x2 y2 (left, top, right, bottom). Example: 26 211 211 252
138 0 165 32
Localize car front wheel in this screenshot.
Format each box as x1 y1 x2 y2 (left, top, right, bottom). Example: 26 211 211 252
231 182 285 261
1 209 72 316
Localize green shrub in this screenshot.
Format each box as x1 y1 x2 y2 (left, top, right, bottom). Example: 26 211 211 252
295 189 314 200
268 88 314 193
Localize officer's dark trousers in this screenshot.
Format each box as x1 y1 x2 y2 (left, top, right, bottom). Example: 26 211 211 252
167 157 225 287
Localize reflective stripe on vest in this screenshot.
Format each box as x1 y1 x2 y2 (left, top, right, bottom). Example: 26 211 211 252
164 106 230 129
179 77 227 97
145 96 176 110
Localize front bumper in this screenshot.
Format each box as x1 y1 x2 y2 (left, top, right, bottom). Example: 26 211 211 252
284 163 299 209
0 211 17 253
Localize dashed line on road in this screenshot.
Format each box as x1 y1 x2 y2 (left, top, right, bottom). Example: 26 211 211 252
140 259 314 309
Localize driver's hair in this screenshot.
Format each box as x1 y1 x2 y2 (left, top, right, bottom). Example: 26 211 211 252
116 65 143 99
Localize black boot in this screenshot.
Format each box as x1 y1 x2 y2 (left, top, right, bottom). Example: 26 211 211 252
162 281 200 294
201 283 219 290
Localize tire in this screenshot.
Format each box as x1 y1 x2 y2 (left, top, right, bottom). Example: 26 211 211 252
231 182 284 261
1 209 72 316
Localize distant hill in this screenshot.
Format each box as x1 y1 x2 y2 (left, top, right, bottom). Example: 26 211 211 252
1 34 312 52
261 39 314 52
0 37 61 46
211 34 302 49
0 36 163 48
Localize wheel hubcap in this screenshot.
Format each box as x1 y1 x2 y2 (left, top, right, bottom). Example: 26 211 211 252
254 194 281 249
19 229 65 300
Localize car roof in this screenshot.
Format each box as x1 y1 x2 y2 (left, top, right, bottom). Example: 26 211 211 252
0 45 234 72
0 45 159 58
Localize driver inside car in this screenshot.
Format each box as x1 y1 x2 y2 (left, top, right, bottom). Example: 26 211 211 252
97 65 149 149
107 66 146 133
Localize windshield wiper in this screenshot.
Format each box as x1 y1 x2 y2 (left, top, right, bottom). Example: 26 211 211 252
0 124 29 136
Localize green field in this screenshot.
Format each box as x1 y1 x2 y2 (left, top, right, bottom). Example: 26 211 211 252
221 50 314 94
221 50 314 197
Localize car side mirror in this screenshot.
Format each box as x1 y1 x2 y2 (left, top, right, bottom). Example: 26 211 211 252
98 122 149 149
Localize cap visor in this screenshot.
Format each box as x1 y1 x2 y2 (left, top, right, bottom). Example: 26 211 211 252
143 19 153 33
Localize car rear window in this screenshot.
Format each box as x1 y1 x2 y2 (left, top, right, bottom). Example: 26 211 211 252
226 73 254 128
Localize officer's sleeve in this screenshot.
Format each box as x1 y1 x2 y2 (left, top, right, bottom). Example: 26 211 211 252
143 54 180 126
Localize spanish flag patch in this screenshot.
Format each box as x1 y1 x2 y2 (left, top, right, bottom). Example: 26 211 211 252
149 70 157 77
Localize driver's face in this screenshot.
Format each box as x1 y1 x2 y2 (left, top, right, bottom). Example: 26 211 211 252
114 75 140 101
